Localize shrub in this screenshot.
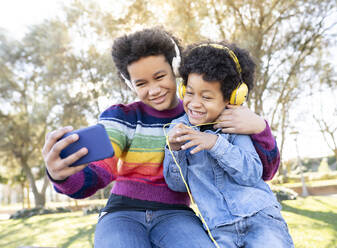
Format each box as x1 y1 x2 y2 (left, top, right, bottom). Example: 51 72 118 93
82 205 104 216
270 185 298 202
10 207 71 219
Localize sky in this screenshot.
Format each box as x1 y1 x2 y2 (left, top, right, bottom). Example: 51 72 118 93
0 0 335 161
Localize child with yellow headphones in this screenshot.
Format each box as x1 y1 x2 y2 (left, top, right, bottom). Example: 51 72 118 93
163 42 294 248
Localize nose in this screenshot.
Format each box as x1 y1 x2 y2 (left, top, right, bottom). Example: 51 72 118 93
188 96 202 108
148 85 161 96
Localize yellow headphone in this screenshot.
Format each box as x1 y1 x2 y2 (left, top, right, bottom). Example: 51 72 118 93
178 44 248 105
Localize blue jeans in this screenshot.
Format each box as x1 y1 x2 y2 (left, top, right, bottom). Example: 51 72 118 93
94 209 214 248
211 206 294 248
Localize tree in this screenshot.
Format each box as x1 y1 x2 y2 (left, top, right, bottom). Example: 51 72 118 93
0 18 119 207
314 107 337 162
164 0 337 173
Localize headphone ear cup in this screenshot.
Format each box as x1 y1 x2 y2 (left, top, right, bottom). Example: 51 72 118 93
178 82 186 99
230 82 248 105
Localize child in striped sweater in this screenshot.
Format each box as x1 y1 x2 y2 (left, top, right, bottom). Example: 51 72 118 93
42 28 280 248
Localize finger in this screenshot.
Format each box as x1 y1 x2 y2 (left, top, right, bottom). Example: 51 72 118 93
172 128 197 142
217 108 234 117
50 134 79 160
176 133 196 143
213 120 234 129
43 126 73 155
178 127 198 136
214 114 233 124
60 147 88 168
190 144 205 154
175 123 187 129
56 163 88 180
220 127 236 134
68 163 88 174
226 104 241 109
181 139 200 150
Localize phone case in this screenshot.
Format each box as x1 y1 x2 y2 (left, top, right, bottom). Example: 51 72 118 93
59 124 114 167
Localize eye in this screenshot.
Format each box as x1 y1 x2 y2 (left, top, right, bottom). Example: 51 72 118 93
202 96 213 100
155 74 165 80
135 81 146 87
185 91 193 96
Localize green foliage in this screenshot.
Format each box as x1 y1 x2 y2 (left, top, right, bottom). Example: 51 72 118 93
327 155 336 165
0 175 8 184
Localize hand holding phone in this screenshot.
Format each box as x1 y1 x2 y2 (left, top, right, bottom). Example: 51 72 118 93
59 124 114 167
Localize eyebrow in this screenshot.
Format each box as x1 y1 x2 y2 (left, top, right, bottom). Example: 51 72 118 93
153 70 167 76
187 85 214 94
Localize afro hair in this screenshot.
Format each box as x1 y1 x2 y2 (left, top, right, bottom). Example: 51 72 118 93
179 41 256 101
111 27 182 80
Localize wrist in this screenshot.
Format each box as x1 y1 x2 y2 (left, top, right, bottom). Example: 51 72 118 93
253 116 267 134
46 169 68 183
207 133 219 150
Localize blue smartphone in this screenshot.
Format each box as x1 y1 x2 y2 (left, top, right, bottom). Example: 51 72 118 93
59 124 114 167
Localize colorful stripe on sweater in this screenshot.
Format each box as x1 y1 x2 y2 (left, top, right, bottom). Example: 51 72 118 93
52 101 280 204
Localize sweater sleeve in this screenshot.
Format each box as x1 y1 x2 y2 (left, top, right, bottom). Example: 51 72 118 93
51 159 116 199
250 121 280 181
50 105 131 198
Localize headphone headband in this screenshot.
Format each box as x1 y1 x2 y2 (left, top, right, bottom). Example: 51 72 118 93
169 37 181 77
194 43 242 76
180 43 248 105
120 73 136 92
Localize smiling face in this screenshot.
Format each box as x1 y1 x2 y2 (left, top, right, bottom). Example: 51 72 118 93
183 73 228 125
127 55 179 111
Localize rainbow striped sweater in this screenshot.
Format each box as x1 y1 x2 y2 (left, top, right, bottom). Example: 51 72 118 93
52 100 280 205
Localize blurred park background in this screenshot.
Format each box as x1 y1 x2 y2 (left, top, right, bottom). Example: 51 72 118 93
0 0 336 247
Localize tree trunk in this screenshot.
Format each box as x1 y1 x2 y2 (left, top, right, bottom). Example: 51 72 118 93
21 182 25 209
21 161 47 208
26 182 31 209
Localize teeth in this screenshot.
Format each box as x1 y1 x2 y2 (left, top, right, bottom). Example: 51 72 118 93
190 110 204 116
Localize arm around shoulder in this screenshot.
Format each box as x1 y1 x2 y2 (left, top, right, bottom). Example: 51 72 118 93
250 120 280 181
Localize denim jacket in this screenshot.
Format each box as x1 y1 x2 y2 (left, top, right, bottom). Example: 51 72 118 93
163 114 280 229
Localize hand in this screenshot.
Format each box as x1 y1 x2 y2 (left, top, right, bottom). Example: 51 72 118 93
214 105 266 134
167 123 190 151
171 126 218 154
42 126 88 181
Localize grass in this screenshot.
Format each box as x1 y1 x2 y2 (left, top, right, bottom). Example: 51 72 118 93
0 196 336 248
0 211 97 248
281 196 337 248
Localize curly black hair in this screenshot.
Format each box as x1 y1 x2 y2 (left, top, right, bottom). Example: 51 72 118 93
111 27 182 80
179 41 256 101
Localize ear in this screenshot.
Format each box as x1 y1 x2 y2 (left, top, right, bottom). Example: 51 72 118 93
223 100 230 108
